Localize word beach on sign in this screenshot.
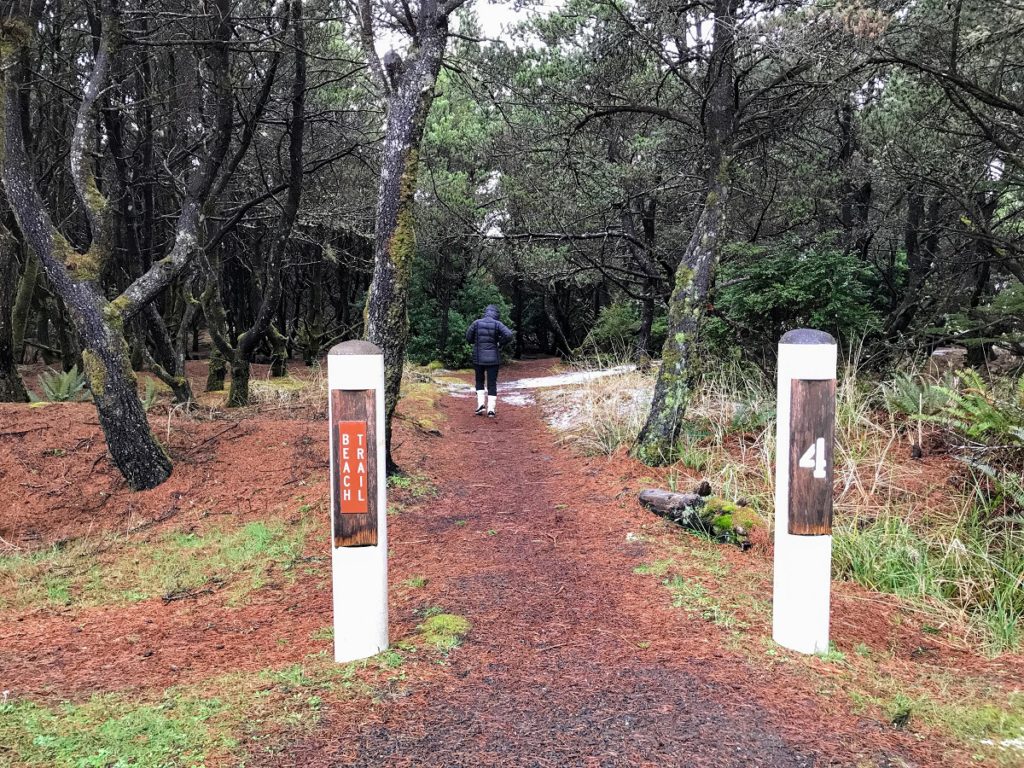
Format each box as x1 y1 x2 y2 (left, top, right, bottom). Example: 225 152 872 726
337 421 369 513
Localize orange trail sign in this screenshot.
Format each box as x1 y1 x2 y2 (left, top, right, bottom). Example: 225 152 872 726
337 420 369 514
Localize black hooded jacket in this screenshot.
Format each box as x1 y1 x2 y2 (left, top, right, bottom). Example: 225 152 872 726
466 305 514 366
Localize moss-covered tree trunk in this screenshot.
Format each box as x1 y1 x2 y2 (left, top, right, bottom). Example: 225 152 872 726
269 324 288 377
0 225 28 402
206 345 227 391
633 173 730 462
359 0 454 472
633 0 739 465
11 247 36 357
1 1 232 490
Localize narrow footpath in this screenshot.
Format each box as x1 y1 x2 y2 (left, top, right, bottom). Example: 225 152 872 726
275 359 923 768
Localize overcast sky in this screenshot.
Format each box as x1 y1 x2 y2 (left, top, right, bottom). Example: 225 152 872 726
376 0 563 54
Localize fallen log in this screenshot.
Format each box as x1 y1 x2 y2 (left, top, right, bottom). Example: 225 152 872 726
638 489 762 550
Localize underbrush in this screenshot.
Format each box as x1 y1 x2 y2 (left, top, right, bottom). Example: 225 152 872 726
247 365 327 415
544 357 1024 653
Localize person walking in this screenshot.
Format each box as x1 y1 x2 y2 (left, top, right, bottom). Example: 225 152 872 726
466 304 514 417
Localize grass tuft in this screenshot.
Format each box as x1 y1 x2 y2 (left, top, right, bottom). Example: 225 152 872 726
418 613 471 651
0 520 307 612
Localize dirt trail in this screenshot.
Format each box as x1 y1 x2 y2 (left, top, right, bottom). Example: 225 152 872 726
274 359 924 768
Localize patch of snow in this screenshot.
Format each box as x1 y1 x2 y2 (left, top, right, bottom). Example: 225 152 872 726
440 380 534 407
503 365 636 391
441 365 639 410
443 381 475 398
501 392 535 406
980 736 1024 751
543 386 651 433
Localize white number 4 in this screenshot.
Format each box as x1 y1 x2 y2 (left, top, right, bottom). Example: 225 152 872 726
799 438 828 479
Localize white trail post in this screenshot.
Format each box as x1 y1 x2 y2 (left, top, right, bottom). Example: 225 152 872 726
328 341 389 662
772 329 837 655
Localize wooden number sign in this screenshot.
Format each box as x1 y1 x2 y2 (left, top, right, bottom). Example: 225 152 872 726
331 389 378 547
788 379 836 535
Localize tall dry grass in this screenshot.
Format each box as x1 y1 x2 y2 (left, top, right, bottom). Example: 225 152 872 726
542 356 1023 653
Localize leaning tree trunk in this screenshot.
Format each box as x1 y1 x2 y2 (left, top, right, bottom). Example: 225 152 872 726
0 226 28 402
363 24 448 473
1 40 172 485
80 301 173 488
633 0 738 465
1 1 232 489
633 173 730 463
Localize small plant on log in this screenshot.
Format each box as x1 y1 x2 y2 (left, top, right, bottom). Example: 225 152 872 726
639 487 763 549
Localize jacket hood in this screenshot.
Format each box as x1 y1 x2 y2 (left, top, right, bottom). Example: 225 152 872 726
484 304 500 320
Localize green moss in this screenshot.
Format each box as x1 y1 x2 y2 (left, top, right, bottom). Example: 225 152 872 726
58 235 104 283
0 19 32 61
700 496 764 547
99 302 128 340
81 349 106 400
712 513 733 530
387 148 421 281
83 179 108 216
105 295 130 322
732 506 762 532
418 613 471 651
705 497 737 514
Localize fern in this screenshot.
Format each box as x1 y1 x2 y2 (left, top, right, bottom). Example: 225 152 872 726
29 366 89 403
884 372 953 418
930 370 1024 448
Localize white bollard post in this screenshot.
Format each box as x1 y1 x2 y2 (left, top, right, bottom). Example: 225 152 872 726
327 341 388 663
772 329 837 655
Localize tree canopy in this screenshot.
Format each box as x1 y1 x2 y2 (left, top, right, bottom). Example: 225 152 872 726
2 0 1023 483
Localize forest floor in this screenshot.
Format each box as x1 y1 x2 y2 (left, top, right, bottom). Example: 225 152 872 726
0 358 1022 767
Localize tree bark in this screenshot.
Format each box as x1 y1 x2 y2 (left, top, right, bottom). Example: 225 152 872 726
0 223 28 401
0 1 232 489
633 0 739 464
360 0 462 472
206 346 227 392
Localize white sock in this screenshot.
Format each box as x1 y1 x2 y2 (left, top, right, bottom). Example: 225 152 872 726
487 395 496 413
476 390 486 409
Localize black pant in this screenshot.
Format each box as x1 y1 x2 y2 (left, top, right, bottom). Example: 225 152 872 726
474 364 499 396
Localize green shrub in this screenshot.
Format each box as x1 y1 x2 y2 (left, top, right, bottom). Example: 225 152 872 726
705 239 883 361
407 262 511 369
929 369 1024 450
581 302 639 354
